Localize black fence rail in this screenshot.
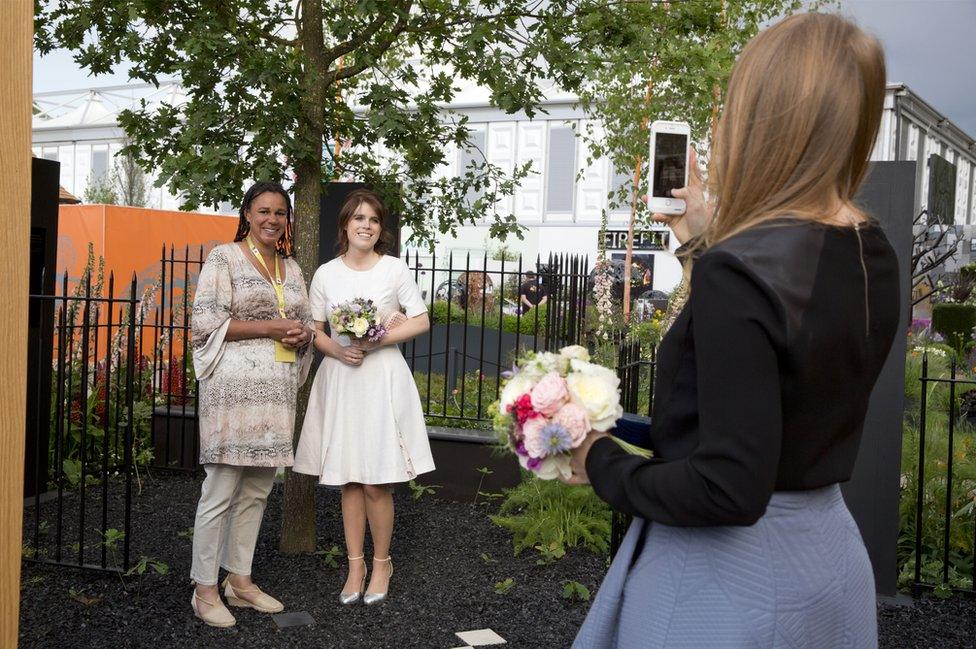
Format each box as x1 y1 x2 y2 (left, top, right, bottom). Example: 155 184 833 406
617 336 656 418
402 250 590 426
144 246 203 472
143 247 594 466
609 336 658 557
24 272 139 574
907 353 976 596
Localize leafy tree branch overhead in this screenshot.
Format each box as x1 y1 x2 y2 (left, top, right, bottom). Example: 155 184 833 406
36 0 586 247
34 0 814 243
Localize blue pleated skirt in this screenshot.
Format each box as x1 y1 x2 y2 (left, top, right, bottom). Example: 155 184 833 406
574 484 877 648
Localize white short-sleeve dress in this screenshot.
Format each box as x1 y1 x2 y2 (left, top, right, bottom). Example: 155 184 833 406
293 255 435 486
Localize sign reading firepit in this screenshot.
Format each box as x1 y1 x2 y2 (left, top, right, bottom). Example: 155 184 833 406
602 229 670 251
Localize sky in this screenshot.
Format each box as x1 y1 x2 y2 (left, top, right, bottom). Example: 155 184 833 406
32 0 976 136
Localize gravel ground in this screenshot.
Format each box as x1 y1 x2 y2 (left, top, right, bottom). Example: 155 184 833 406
19 472 976 648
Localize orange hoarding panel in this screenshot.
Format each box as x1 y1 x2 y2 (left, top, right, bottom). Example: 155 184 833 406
56 205 239 362
57 204 238 292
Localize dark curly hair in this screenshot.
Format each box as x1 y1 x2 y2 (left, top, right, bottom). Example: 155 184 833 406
233 181 294 257
336 188 396 256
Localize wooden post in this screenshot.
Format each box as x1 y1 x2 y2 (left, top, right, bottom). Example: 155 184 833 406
1 0 33 643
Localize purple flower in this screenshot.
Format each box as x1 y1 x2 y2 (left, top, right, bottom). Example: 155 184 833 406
541 423 572 455
526 457 542 470
500 363 519 380
514 440 527 457
910 318 931 337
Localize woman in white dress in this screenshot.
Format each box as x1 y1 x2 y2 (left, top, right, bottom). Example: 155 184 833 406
293 188 435 605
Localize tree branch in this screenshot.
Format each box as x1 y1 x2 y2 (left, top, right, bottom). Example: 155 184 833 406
324 3 414 86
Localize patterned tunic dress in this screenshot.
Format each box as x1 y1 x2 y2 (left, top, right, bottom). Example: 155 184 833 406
191 243 313 467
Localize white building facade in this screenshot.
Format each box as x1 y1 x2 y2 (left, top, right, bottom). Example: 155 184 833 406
33 81 976 292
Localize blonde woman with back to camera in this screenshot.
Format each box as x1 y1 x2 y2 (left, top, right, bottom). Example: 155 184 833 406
566 13 897 648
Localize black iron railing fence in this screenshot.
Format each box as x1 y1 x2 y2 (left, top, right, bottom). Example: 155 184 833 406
24 272 139 573
401 250 589 425
908 353 976 596
26 249 968 597
609 336 657 557
23 246 592 573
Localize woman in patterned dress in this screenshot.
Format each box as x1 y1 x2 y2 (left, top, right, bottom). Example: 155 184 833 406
294 188 435 606
188 181 315 627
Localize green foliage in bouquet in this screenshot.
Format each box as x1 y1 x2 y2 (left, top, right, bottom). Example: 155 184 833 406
490 475 611 557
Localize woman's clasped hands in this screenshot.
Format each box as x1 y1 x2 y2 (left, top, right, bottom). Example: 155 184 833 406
266 318 313 350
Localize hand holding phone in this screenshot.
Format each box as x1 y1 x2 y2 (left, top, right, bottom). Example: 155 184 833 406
647 148 712 245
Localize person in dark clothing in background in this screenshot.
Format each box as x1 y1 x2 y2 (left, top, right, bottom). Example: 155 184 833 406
517 271 548 315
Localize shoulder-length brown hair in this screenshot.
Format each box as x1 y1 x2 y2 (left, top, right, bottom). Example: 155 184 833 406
336 189 397 256
703 13 886 248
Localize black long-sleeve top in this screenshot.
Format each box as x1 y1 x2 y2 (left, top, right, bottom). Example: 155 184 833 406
587 218 900 526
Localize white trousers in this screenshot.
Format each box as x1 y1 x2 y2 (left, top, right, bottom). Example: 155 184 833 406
190 464 276 586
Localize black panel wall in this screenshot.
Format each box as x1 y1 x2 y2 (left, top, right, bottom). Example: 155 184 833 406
843 161 916 596
25 158 60 497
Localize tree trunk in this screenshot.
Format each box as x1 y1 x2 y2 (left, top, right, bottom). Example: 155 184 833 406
280 0 327 555
623 81 655 324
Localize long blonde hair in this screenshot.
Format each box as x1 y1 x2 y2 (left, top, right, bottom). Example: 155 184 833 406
703 13 886 248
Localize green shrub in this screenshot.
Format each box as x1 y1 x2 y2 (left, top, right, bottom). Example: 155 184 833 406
414 370 498 429
932 303 976 353
428 300 548 336
490 475 612 556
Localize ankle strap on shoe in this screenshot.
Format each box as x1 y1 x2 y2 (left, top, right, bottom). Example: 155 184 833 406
373 556 392 562
348 555 365 561
194 591 218 607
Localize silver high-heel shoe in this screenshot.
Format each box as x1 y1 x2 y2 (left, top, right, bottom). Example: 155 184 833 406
339 555 367 605
363 556 393 606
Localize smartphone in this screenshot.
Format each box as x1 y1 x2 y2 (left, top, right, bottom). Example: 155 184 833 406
648 120 691 215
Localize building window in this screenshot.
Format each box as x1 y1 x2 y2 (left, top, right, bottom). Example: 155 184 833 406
458 128 487 207
41 148 58 162
92 148 109 179
545 125 576 214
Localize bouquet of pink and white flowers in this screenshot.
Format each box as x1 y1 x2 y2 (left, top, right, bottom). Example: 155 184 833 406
329 297 388 343
490 345 651 480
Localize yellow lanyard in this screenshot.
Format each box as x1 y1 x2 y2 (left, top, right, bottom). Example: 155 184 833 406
247 236 295 362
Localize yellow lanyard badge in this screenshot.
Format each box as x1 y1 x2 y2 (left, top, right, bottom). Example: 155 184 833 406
247 236 296 363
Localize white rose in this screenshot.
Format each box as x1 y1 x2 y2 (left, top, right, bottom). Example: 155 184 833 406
535 454 572 481
499 373 534 412
351 317 370 337
566 359 623 432
521 352 559 381
559 345 590 363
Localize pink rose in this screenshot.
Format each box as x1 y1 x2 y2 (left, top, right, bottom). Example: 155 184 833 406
521 417 548 458
552 403 591 448
530 371 570 416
